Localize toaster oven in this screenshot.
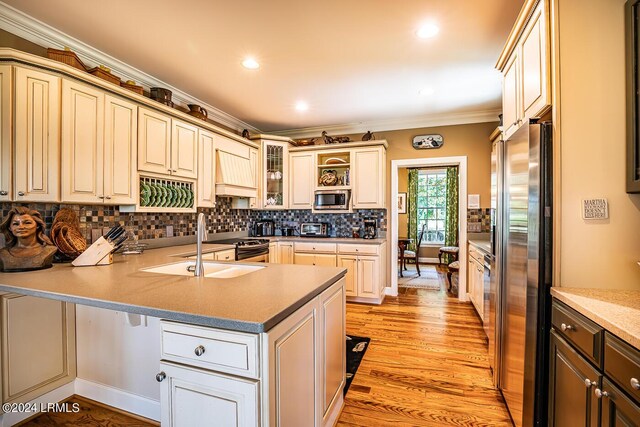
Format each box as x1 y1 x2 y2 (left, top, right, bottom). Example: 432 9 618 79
299 223 330 237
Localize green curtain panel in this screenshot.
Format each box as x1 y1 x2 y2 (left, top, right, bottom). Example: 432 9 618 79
407 169 419 251
444 166 459 263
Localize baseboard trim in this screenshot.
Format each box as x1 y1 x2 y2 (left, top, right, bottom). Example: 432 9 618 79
418 257 440 264
0 382 75 427
74 378 160 422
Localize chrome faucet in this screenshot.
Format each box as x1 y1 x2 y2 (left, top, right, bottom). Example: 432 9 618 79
194 212 209 276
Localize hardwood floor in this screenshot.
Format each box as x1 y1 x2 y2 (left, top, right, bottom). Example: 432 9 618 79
338 265 513 426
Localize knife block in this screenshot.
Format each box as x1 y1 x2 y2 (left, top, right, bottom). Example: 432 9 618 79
72 237 114 267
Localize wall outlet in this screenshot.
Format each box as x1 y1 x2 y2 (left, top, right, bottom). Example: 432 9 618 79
166 225 174 238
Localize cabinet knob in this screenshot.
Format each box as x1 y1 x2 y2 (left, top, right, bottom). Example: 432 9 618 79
631 378 640 390
17 191 25 196
98 195 105 199
155 371 166 382
105 195 112 200
194 345 205 357
560 323 574 332
584 379 596 388
0 190 7 196
594 388 609 398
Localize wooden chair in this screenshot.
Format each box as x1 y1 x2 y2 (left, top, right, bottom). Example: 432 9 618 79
446 260 459 292
438 246 459 265
401 224 426 276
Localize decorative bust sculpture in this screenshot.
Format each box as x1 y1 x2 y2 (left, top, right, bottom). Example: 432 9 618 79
0 207 57 272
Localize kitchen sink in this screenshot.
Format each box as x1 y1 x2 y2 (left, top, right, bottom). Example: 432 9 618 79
140 261 264 278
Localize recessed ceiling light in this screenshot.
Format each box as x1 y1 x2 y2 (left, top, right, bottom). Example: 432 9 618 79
419 87 435 96
416 23 440 39
295 101 309 112
242 58 260 69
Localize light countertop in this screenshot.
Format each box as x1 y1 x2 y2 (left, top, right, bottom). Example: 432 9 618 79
0 244 346 333
258 236 387 245
468 239 491 254
550 287 640 349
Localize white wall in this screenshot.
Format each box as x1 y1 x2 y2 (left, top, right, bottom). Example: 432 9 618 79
556 0 640 289
75 306 161 400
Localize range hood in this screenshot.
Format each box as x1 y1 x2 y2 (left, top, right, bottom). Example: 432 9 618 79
215 150 258 198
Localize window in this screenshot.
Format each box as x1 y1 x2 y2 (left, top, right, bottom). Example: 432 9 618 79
417 170 447 244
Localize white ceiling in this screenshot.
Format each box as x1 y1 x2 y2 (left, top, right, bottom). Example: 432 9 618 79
1 0 523 135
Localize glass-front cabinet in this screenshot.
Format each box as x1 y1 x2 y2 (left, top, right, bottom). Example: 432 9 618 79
254 137 289 209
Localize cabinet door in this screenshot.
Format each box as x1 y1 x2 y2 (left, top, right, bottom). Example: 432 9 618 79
104 94 137 204
278 243 294 264
318 280 345 420
358 256 380 298
138 107 171 175
294 252 315 266
502 52 521 140
521 1 549 119
160 361 259 427
262 141 288 209
249 147 258 208
600 377 640 427
269 243 278 263
475 262 485 320
171 119 198 179
14 67 60 202
197 129 216 207
1 294 75 404
61 79 104 203
467 259 476 301
353 147 384 208
314 254 337 267
548 330 600 427
289 153 314 209
337 255 357 298
214 249 235 261
0 65 12 201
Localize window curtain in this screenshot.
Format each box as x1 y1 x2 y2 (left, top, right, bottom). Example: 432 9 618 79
444 166 459 263
407 169 419 251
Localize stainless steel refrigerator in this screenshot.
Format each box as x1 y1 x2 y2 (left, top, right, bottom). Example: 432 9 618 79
499 121 553 427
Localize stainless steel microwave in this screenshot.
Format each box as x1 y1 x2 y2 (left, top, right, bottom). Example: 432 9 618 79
313 190 350 210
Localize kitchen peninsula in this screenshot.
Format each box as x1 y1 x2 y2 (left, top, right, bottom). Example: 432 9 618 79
0 244 347 426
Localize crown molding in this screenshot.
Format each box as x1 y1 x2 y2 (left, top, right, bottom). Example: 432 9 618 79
272 109 502 139
0 1 260 133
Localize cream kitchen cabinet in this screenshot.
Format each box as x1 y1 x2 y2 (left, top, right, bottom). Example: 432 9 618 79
138 107 198 179
14 66 60 202
253 137 288 209
61 80 137 204
158 278 345 427
499 0 549 140
0 65 11 201
467 246 485 321
352 146 386 209
0 294 75 405
294 242 337 267
268 242 278 263
197 129 216 207
289 152 315 209
216 134 258 200
214 249 235 261
278 242 294 264
337 243 386 303
337 255 358 297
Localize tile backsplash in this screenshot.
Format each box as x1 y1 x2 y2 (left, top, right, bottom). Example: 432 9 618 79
0 199 386 242
467 208 491 233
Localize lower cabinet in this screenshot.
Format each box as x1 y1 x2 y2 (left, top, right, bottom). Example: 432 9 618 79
294 252 336 267
160 361 259 427
337 243 386 304
158 277 346 427
0 294 76 405
600 377 640 426
278 242 294 264
269 242 278 263
214 249 235 261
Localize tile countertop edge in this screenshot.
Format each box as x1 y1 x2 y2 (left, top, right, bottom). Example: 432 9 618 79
0 269 347 333
550 287 640 349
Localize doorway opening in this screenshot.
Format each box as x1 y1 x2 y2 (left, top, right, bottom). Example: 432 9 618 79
389 156 468 300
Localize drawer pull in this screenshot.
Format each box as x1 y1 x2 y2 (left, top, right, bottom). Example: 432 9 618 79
631 378 640 390
194 345 205 357
560 323 574 332
594 388 609 398
155 371 166 382
0 190 7 196
17 191 25 196
584 379 596 388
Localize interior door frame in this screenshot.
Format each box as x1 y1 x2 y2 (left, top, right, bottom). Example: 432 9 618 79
389 156 468 301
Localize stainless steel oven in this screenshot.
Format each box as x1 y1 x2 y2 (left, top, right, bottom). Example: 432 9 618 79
313 189 350 210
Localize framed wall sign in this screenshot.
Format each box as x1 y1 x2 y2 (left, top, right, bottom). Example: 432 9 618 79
626 0 640 192
398 192 407 214
412 134 443 149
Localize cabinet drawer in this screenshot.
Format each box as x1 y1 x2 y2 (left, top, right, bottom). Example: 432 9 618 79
294 242 336 254
552 301 603 367
161 321 259 379
604 332 640 403
337 244 379 256
214 249 235 261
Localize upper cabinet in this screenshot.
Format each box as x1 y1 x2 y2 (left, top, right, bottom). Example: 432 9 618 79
498 0 550 140
61 81 137 204
138 107 197 179
0 65 12 202
14 67 60 202
215 134 258 199
353 146 385 209
197 129 216 207
289 152 315 209
259 139 289 209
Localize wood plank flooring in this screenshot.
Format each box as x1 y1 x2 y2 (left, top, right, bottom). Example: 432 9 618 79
338 265 513 427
